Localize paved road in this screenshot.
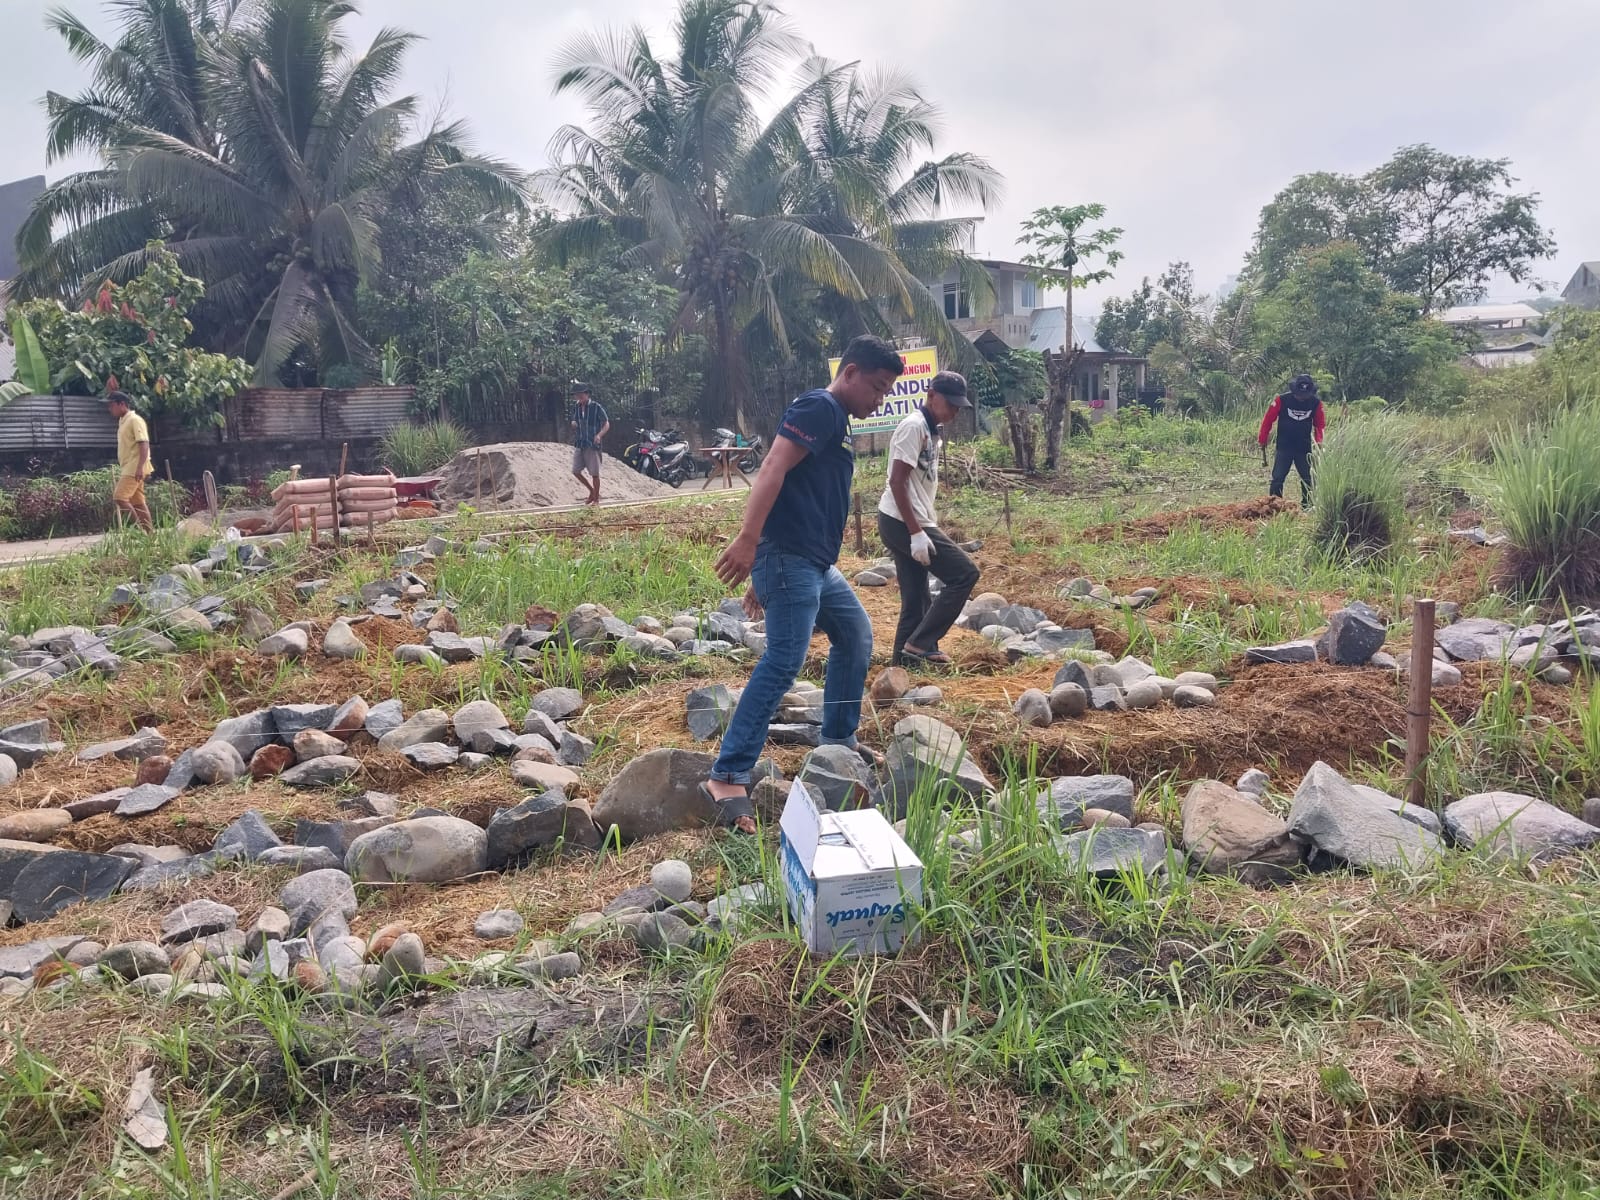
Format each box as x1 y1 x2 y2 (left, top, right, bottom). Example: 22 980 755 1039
0 532 107 566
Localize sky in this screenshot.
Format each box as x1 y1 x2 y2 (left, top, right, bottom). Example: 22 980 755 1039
3 0 1598 313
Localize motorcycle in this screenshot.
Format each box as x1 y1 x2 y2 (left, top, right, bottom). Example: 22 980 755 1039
623 427 701 486
710 427 765 473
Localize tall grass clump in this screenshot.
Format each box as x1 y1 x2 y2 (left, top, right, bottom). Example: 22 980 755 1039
1492 392 1600 602
1310 415 1413 558
380 420 468 476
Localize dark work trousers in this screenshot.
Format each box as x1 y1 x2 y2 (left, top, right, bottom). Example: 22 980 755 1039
876 512 980 661
1270 443 1313 508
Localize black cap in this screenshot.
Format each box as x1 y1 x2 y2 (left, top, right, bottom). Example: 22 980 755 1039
105 390 132 406
570 381 591 396
929 370 971 408
1290 374 1317 398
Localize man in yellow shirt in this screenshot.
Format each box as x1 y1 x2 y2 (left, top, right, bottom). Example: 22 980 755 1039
108 390 154 532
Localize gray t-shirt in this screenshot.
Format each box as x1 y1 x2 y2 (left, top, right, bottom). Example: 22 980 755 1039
877 409 941 529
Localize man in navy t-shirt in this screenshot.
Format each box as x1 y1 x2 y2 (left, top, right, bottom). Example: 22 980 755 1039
701 335 905 831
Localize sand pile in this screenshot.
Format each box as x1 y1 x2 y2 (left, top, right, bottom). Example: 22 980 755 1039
436 442 681 509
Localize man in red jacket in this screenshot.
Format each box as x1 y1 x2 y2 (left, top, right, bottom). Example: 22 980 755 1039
1258 373 1325 508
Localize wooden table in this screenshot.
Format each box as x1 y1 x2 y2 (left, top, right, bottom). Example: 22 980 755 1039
699 445 754 489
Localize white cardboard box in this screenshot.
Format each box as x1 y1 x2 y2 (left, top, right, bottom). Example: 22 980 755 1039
779 778 923 956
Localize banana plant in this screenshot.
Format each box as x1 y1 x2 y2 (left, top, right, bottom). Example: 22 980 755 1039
0 310 50 406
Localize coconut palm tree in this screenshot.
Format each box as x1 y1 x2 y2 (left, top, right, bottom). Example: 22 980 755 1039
15 0 526 382
538 0 999 429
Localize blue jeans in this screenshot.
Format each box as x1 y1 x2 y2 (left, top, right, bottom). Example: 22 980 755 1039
710 545 873 786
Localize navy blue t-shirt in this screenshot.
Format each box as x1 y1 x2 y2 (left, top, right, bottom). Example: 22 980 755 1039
760 388 854 566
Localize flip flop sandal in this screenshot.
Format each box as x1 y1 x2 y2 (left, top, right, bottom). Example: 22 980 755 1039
897 646 953 667
698 781 756 833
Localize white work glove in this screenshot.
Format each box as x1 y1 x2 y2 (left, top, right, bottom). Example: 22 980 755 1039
909 530 935 566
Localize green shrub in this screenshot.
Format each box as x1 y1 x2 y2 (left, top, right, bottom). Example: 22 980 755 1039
379 420 469 476
0 467 188 540
1492 393 1600 602
1310 415 1414 558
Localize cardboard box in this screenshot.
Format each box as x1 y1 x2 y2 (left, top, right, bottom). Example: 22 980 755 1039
779 779 923 956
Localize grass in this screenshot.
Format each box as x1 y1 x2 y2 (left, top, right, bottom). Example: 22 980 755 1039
2 406 1599 1199
1310 414 1415 559
1492 392 1600 603
378 421 469 477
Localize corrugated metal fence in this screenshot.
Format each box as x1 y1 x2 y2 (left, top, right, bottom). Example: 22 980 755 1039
0 387 415 451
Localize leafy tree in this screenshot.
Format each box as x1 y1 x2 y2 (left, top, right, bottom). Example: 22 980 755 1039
16 0 525 381
1246 145 1554 312
1146 282 1269 416
1095 260 1196 393
538 0 999 429
1018 202 1123 468
1257 243 1456 404
6 245 251 425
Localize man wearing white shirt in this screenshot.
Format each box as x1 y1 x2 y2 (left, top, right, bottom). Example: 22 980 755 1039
876 371 980 667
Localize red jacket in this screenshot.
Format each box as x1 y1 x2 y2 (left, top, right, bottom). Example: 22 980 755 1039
1258 394 1325 448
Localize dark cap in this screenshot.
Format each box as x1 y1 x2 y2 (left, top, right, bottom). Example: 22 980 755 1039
105 390 132 407
570 381 592 396
928 370 971 408
1290 374 1318 398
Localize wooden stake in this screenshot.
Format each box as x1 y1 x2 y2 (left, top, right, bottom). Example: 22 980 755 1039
366 510 375 547
338 442 349 479
1003 485 1012 538
475 449 484 509
1406 598 1436 810
309 503 319 547
327 474 339 545
291 505 301 536
852 491 865 555
202 470 218 522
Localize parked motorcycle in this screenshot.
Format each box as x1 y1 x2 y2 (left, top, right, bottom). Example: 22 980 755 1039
623 427 701 486
710 427 765 473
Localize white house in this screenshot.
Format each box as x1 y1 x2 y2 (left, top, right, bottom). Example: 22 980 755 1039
1561 261 1600 309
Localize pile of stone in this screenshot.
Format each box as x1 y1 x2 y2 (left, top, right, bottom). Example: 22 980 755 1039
562 857 775 952
1244 601 1596 688
958 592 1100 663
1179 760 1600 883
1012 657 1220 727
0 688 599 924
853 539 983 588
1059 577 1160 610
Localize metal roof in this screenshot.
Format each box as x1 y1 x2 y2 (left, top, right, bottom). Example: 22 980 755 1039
1026 308 1111 355
1440 302 1542 325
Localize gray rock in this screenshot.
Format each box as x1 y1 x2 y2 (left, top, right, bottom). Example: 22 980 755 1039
106 843 187 868
114 783 181 816
1348 783 1443 835
453 700 509 746
1053 660 1093 691
1034 626 1096 653
377 708 450 753
163 748 198 792
633 911 695 953
378 932 427 988
425 631 490 663
395 644 444 667
459 751 492 772
1013 688 1053 727
1123 678 1163 710
322 621 364 660
213 810 281 861
270 703 337 740
121 853 220 891
1245 640 1318 665
0 736 66 768
1055 827 1168 878
1040 775 1136 828
1322 602 1387 666
210 709 276 760
402 742 459 771
0 936 89 980
1288 761 1444 871
294 816 394 860
342 791 398 818
522 708 565 747
282 868 359 926
8 850 136 922
591 748 718 841
279 755 360 788
1088 685 1126 712
529 688 584 721
518 951 582 982
76 727 167 763
1538 663 1573 685
257 845 344 873
1173 671 1219 695
855 571 888 587
1584 797 1600 829
1041 684 1086 721
996 604 1048 634
798 744 877 811
650 859 693 904
767 723 821 747
474 909 525 940
364 699 404 740
159 899 238 946
1236 769 1270 797
0 753 15 787
1181 780 1302 883
467 726 521 756
1443 792 1600 863
293 729 346 762
485 792 569 868
883 715 991 810
685 684 736 741
258 627 309 657
1173 685 1216 708
191 740 246 785
559 730 596 766
251 941 291 982
98 941 170 980
1434 616 1518 662
346 815 489 883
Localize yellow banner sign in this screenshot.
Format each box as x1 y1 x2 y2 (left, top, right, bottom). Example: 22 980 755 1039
826 346 938 435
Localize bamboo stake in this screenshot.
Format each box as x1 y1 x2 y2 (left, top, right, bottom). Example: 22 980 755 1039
327 474 339 545
1406 598 1436 810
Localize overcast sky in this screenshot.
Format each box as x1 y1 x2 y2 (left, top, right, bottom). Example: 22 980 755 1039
3 0 1597 311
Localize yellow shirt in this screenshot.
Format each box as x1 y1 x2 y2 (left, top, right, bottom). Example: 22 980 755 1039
118 411 153 478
